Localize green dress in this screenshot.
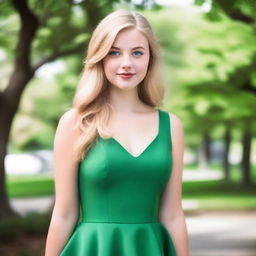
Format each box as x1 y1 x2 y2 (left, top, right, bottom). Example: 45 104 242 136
60 109 176 256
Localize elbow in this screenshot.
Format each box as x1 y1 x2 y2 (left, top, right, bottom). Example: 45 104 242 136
160 205 185 225
52 205 79 225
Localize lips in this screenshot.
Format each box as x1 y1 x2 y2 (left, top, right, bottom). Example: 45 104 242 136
118 73 134 76
117 73 135 79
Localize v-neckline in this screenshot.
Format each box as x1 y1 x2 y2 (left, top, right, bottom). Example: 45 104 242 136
109 109 161 159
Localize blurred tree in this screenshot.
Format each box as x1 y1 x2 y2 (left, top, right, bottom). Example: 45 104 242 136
0 0 156 217
195 0 256 185
149 6 255 183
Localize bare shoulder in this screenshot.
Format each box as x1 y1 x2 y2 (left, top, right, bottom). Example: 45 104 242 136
167 112 184 144
56 108 80 136
168 112 183 129
54 108 80 161
58 108 78 128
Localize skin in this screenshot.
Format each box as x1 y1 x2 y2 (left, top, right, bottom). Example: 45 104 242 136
102 27 150 94
45 27 189 256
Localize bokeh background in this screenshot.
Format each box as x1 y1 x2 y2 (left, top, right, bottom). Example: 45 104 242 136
0 0 256 255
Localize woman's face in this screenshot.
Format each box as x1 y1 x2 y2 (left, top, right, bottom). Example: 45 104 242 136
102 27 150 91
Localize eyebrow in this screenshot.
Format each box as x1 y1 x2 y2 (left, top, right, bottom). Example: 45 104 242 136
110 46 145 50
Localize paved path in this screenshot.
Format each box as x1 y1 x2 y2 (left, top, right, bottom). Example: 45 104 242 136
186 211 256 256
183 169 223 181
10 196 54 216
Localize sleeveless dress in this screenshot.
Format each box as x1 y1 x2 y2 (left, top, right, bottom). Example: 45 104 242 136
60 109 176 256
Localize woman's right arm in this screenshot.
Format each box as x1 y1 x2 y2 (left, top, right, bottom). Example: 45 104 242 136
45 108 81 256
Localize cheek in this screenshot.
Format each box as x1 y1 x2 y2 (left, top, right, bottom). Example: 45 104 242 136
103 59 116 74
138 57 150 72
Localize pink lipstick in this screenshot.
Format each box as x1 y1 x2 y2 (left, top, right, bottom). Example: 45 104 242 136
118 73 135 79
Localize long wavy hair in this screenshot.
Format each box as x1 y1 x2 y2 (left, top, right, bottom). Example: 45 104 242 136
71 9 165 162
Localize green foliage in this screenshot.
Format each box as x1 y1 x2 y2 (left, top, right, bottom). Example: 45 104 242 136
238 0 256 17
195 0 256 23
28 0 70 11
10 57 81 151
0 2 19 53
195 0 205 5
0 212 50 242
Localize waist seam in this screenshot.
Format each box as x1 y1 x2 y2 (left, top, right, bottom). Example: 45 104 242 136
80 220 161 224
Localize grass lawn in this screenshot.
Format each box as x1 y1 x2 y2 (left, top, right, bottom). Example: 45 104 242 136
182 164 256 210
6 175 54 198
183 179 256 210
6 164 256 211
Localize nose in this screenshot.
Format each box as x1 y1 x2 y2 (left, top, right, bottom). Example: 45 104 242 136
120 53 132 70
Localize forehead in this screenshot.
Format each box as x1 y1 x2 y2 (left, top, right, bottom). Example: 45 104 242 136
112 27 149 49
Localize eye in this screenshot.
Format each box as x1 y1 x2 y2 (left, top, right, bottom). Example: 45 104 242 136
108 51 120 56
132 51 143 56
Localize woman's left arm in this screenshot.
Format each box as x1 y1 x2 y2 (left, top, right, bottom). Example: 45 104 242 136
159 113 189 256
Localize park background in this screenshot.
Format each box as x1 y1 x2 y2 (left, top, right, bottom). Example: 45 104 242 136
0 0 256 255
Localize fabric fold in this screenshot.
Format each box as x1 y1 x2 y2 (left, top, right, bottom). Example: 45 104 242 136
60 222 176 256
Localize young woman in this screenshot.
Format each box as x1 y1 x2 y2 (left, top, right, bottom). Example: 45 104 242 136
45 9 189 256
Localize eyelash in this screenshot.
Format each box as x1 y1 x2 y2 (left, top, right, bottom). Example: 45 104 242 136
108 50 143 56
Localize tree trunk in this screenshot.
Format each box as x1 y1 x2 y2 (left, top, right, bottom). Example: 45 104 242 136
0 104 17 218
0 71 34 218
223 126 231 180
198 133 209 170
204 132 211 163
241 124 252 186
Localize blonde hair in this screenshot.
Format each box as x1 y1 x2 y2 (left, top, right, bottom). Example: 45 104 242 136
71 9 165 162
